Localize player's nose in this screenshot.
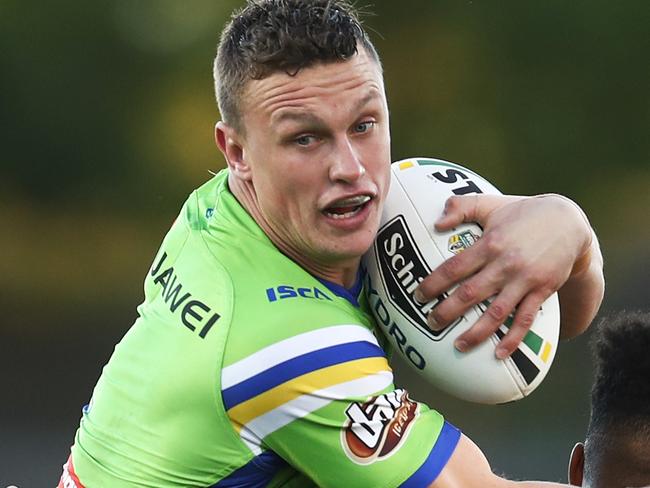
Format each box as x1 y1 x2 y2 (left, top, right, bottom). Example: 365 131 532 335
329 137 366 183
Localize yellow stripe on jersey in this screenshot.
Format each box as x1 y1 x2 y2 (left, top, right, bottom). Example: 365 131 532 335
229 356 391 433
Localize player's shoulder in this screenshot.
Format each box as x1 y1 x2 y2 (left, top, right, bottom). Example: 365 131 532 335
135 171 242 341
149 170 383 367
225 263 380 363
224 286 382 371
144 169 255 299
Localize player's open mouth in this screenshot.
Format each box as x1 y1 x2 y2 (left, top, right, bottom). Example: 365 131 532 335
323 195 372 219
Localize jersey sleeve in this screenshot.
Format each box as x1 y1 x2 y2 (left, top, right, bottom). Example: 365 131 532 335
221 324 461 488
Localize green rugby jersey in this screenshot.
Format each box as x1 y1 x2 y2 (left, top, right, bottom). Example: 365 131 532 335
66 170 460 487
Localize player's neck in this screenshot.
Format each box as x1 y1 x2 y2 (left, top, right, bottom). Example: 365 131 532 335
228 174 360 288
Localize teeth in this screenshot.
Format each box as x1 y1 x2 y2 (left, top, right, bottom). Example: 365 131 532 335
329 195 371 209
326 208 362 219
323 194 372 219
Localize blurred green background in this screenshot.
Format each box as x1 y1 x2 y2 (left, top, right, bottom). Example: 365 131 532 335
1 0 649 485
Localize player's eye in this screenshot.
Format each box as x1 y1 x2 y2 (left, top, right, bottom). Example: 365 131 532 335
294 134 318 146
353 121 375 134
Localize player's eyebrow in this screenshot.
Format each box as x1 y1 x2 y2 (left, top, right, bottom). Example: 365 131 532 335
272 110 325 128
352 91 381 114
271 90 381 128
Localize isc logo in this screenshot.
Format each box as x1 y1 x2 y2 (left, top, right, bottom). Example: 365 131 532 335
266 285 332 302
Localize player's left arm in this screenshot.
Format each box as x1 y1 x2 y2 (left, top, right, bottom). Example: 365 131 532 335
554 223 603 339
430 432 577 487
415 193 605 358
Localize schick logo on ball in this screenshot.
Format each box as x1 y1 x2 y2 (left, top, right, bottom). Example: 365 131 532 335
374 216 453 339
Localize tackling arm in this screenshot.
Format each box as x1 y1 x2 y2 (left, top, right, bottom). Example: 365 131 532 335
431 433 575 488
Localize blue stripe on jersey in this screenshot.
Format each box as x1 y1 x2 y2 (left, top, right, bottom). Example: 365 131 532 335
400 421 461 488
211 450 288 487
222 340 385 410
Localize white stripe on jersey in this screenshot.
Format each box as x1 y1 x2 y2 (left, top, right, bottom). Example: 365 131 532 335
239 370 394 454
221 324 380 389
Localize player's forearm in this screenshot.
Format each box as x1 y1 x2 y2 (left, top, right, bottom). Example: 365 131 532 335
430 435 575 488
558 230 605 340
510 482 573 487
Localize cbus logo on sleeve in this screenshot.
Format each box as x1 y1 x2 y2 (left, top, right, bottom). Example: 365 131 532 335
341 389 419 464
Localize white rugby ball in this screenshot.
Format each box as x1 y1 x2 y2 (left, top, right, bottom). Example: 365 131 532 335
364 157 560 404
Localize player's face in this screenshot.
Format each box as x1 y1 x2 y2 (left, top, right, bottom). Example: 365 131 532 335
237 49 391 282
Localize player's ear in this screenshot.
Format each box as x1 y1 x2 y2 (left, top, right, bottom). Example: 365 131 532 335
215 121 252 180
568 442 585 486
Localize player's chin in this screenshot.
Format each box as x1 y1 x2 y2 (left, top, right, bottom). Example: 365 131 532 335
314 227 377 263
340 231 378 260
316 202 381 258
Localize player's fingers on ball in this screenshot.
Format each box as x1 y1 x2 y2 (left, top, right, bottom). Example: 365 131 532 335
415 246 486 304
433 195 479 230
435 194 516 231
495 293 546 359
426 270 501 331
454 288 523 353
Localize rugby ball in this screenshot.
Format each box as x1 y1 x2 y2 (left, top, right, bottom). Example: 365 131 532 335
364 157 560 404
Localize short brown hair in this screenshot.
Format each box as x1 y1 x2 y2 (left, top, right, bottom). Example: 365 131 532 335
214 0 381 132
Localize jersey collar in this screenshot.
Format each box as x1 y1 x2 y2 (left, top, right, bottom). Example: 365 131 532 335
314 267 364 308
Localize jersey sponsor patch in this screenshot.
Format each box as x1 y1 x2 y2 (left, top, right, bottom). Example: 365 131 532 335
149 251 221 339
265 285 332 302
341 388 418 464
